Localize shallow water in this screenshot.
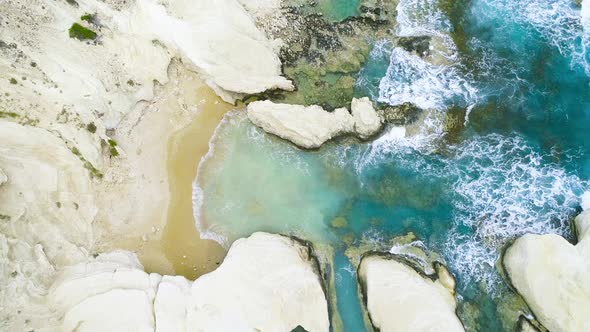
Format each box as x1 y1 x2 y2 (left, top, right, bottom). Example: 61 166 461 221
194 0 590 330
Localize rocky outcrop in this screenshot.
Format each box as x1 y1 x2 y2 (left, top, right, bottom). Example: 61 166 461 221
358 253 464 332
517 316 546 332
351 97 382 139
48 232 330 332
378 102 422 125
503 209 590 332
247 98 383 148
248 0 397 109
247 100 355 148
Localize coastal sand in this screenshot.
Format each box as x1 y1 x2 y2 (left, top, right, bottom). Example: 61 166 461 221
161 84 238 279
108 66 239 280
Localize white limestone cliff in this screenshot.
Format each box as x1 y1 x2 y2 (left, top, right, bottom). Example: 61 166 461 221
48 232 329 332
503 209 590 332
358 254 464 332
0 0 292 329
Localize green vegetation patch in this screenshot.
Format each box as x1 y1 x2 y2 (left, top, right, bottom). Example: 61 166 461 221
0 111 19 118
81 13 94 23
69 23 97 41
9 78 17 84
69 146 103 179
107 139 119 157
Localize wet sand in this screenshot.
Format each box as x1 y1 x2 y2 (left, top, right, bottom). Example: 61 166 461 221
160 84 238 279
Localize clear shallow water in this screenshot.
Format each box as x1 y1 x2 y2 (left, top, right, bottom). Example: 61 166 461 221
195 0 590 330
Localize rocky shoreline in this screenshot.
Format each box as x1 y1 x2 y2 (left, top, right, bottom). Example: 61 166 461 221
503 209 590 332
1 0 590 331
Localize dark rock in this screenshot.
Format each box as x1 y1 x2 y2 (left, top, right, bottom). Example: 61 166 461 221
396 36 432 56
378 102 422 125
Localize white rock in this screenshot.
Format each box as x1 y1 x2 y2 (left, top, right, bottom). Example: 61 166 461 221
351 97 382 139
154 276 191 332
0 121 95 329
247 100 355 149
48 232 329 332
0 0 292 329
359 255 465 332
136 0 293 102
581 191 590 210
504 210 590 332
188 232 329 332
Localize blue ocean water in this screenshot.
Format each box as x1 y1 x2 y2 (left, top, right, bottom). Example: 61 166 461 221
195 0 590 330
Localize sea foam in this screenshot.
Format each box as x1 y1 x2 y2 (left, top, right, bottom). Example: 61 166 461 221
377 0 478 110
473 0 590 76
445 134 587 291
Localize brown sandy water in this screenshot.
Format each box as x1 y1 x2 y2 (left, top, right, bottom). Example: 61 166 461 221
160 84 239 280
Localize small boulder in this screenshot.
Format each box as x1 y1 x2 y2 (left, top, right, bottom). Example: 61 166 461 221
351 97 382 139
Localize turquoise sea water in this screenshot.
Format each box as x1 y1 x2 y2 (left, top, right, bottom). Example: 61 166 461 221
195 0 590 330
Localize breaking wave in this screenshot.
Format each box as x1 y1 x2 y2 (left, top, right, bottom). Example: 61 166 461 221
443 134 587 291
354 131 587 291
377 0 478 111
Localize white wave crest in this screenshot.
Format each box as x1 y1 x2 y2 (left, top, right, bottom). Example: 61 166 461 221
191 112 245 247
443 134 587 291
378 48 478 110
378 0 478 111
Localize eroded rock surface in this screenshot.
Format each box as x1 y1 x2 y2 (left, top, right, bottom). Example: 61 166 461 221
247 100 355 149
248 98 383 148
0 0 292 328
351 97 382 139
48 232 330 332
504 209 590 332
358 253 464 332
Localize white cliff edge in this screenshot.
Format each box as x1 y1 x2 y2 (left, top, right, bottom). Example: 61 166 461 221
503 209 590 332
0 0 293 328
48 232 330 332
358 254 465 332
247 98 383 149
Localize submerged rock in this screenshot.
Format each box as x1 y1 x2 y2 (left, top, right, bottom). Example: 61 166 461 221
395 35 455 67
503 209 590 332
247 98 383 148
378 102 422 125
358 253 465 332
49 232 330 332
250 0 398 108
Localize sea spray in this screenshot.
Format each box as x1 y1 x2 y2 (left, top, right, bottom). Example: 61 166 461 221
377 0 478 110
